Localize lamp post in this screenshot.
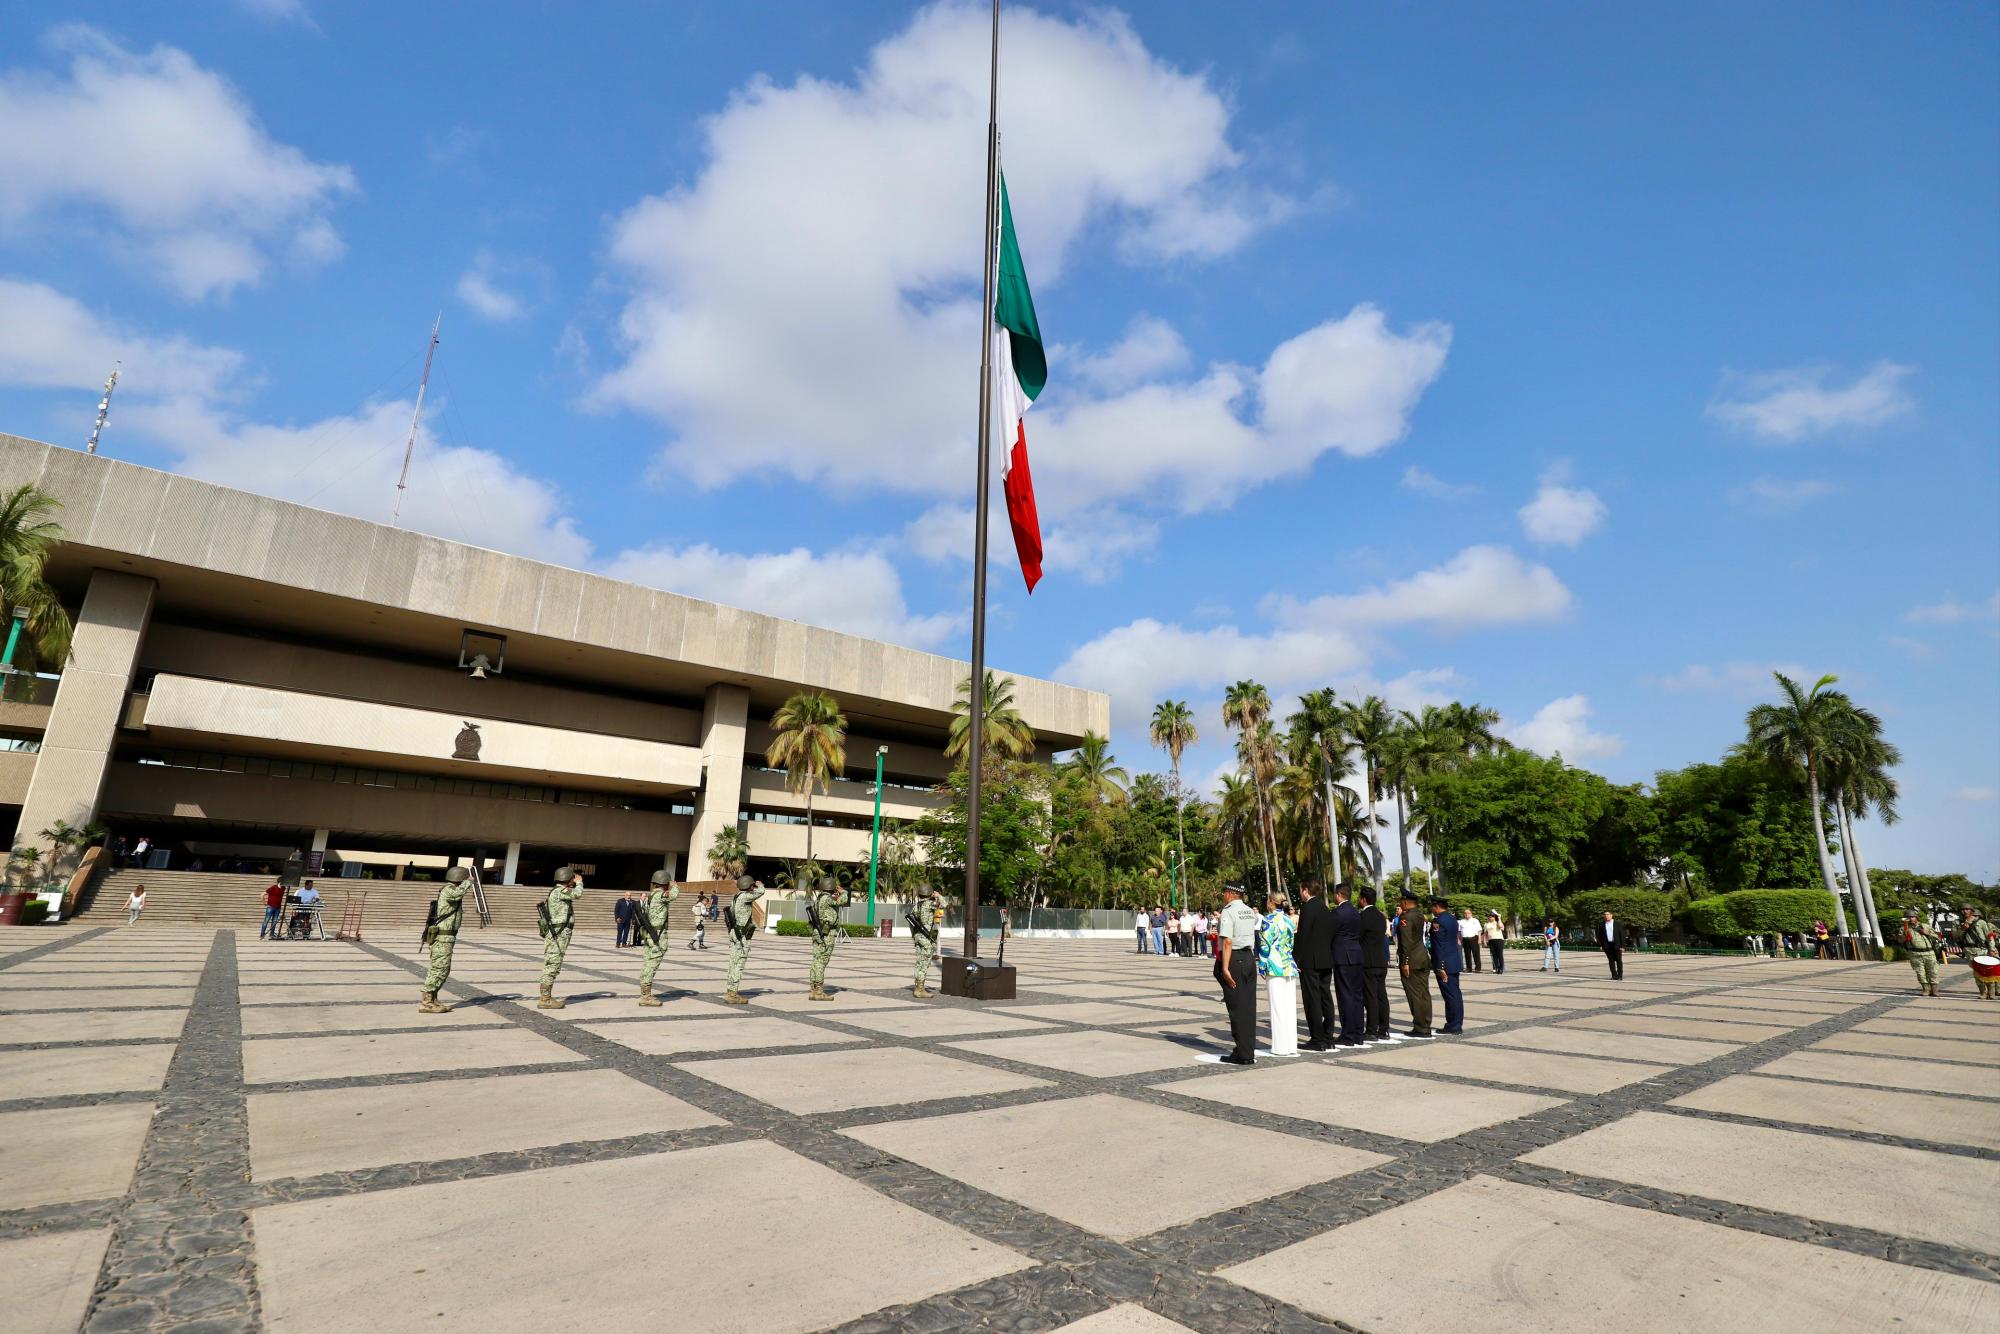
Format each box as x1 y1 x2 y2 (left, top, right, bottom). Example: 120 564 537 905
865 745 887 927
1166 849 1185 911
0 606 29 702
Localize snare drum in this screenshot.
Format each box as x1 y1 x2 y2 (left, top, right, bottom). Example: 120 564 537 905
1970 955 2000 981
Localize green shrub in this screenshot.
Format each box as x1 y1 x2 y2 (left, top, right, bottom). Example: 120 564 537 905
1680 896 1738 939
1722 889 1836 933
1435 892 1508 921
775 918 874 938
1565 888 1675 932
17 899 48 926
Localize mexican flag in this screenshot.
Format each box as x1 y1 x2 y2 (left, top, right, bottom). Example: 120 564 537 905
993 173 1046 593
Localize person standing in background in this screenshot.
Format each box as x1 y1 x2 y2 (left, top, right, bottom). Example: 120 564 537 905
125 884 146 926
1328 883 1365 1047
259 880 284 941
1396 890 1434 1039
1459 908 1483 973
1293 882 1336 1052
1598 910 1625 980
614 891 635 948
1356 887 1393 1043
1541 919 1562 973
1194 907 1210 957
1151 904 1167 957
1485 911 1507 974
1135 907 1151 953
1258 894 1299 1057
1430 898 1466 1035
1214 885 1260 1065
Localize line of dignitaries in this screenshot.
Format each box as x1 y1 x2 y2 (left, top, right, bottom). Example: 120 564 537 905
1216 880 1466 1064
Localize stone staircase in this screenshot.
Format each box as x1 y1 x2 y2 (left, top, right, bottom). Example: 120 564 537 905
78 869 734 942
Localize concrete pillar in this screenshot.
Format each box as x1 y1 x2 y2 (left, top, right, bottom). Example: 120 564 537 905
663 851 680 881
688 683 749 881
17 571 154 845
502 841 521 886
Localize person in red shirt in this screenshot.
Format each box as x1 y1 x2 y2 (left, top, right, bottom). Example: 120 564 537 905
260 882 285 941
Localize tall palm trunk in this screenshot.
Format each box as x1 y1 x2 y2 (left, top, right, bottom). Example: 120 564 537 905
1365 762 1384 891
1844 803 1882 942
1170 755 1186 899
805 789 815 865
1835 800 1880 945
1394 785 1412 892
1320 745 1340 886
1806 769 1849 936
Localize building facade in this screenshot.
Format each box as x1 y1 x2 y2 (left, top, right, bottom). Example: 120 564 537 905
0 434 1108 888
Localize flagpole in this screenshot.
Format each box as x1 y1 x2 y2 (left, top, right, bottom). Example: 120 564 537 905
963 0 1001 962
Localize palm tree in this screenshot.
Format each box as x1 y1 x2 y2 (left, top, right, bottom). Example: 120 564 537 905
1066 732 1129 805
1824 703 1900 946
1150 700 1198 893
947 670 1036 762
765 690 847 864
706 826 749 880
1441 701 1504 756
0 483 72 691
1217 772 1259 870
1743 672 1853 935
1340 696 1394 890
1397 706 1460 888
1289 688 1349 886
1223 680 1285 893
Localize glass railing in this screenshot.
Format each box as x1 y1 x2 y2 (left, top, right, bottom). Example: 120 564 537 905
0 670 60 705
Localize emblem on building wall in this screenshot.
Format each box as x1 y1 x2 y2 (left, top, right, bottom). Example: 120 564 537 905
453 721 483 761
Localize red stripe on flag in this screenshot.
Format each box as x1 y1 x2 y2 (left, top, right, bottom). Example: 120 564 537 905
1003 422 1043 594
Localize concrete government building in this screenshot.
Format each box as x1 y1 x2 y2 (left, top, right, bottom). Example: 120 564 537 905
0 433 1108 892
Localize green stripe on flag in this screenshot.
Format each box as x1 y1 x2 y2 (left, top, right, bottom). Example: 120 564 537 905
996 174 1046 402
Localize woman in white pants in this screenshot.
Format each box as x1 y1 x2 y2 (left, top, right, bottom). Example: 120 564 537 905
1258 895 1300 1057
125 885 146 925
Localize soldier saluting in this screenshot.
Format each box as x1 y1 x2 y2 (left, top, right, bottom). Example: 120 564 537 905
905 884 940 998
722 873 765 1005
1900 909 1943 997
418 866 472 1014
806 874 854 1001
537 866 585 1009
635 869 680 1007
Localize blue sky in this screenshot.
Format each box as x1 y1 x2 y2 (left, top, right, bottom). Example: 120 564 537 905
1 2 1995 878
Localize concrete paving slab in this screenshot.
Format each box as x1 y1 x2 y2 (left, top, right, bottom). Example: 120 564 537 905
1484 1025 1739 1064
1758 1049 2000 1098
506 992 714 1021
993 1001 1189 1027
682 1046 1049 1115
946 1030 1206 1078
1053 1304 1199 1333
824 1008 1055 1039
1815 1031 2000 1065
0 987 195 1011
235 985 419 1005
1880 1002 1998 1029
252 1141 1028 1332
1523 1110 2000 1251
0 1044 175 1098
239 1003 507 1035
248 1068 719 1179
1156 1063 1564 1141
747 990 921 1013
1635 1003 1811 1026
1669 1075 2000 1151
1564 1012 1793 1042
584 1015 862 1056
0 1103 154 1209
843 1093 1389 1240
1346 1041 1671 1094
0 969 203 985
0 1008 188 1044
0 1226 114 1334
1855 1014 2000 1038
242 1028 583 1084
1219 1175 2000 1333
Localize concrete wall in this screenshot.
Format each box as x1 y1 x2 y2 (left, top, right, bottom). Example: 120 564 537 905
143 674 703 791
17 571 154 840
740 768 941 822
687 684 748 876
744 820 875 864
0 749 35 805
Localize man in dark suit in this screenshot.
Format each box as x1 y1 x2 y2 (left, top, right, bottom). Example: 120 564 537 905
614 891 634 948
1430 898 1465 1034
1329 883 1365 1046
1293 882 1336 1051
1598 910 1625 980
1356 887 1392 1042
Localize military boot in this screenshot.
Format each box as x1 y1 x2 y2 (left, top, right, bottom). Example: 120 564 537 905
912 983 931 999
808 984 832 1002
723 990 748 1006
418 991 450 1014
538 985 565 1010
638 985 663 1008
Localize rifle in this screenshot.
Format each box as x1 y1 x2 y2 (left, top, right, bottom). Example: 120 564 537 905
804 895 825 938
635 895 662 948
419 900 439 949
536 899 554 939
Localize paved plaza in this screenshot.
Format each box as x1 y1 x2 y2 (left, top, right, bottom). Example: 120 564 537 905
0 925 1995 1332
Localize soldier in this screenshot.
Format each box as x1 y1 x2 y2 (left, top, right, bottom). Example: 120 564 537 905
905 884 940 998
1955 905 1999 1000
1396 889 1435 1039
418 867 472 1013
806 874 854 1001
635 869 680 1006
537 866 585 1009
722 873 765 1005
1899 909 1942 997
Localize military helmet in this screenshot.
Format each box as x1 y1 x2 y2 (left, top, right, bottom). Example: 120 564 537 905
819 875 841 894
736 873 755 892
554 866 579 886
444 866 471 885
649 869 674 888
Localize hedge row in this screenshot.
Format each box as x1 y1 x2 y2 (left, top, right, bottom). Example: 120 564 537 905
1428 892 1507 920
17 899 48 926
1680 888 1836 938
1565 888 1674 932
773 919 876 938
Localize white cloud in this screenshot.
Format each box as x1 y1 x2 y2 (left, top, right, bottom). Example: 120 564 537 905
1054 617 1372 728
231 0 316 25
592 3 1446 515
0 278 244 399
1651 662 1811 697
1400 465 1477 500
1708 361 1914 443
0 28 355 298
1505 694 1622 761
1518 464 1605 547
456 255 525 322
1273 545 1572 631
1727 476 1837 512
602 544 955 649
1905 591 2000 625
1952 786 1999 803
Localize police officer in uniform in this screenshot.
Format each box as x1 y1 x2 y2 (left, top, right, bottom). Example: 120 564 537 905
418 867 471 1013
1900 909 1943 997
722 874 765 1005
806 874 854 1001
635 869 680 1006
537 866 585 1009
1396 890 1435 1039
906 884 941 997
1215 885 1260 1065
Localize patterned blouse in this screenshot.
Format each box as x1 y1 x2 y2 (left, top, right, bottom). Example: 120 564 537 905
1257 911 1298 979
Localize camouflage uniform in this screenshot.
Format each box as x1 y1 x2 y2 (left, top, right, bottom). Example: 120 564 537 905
1956 913 1998 1000
1900 915 1941 995
418 867 470 1013
723 874 764 1004
636 870 680 1005
806 876 854 1000
906 887 940 998
538 868 585 1008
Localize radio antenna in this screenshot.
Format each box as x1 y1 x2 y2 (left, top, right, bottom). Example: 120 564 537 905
391 315 441 525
